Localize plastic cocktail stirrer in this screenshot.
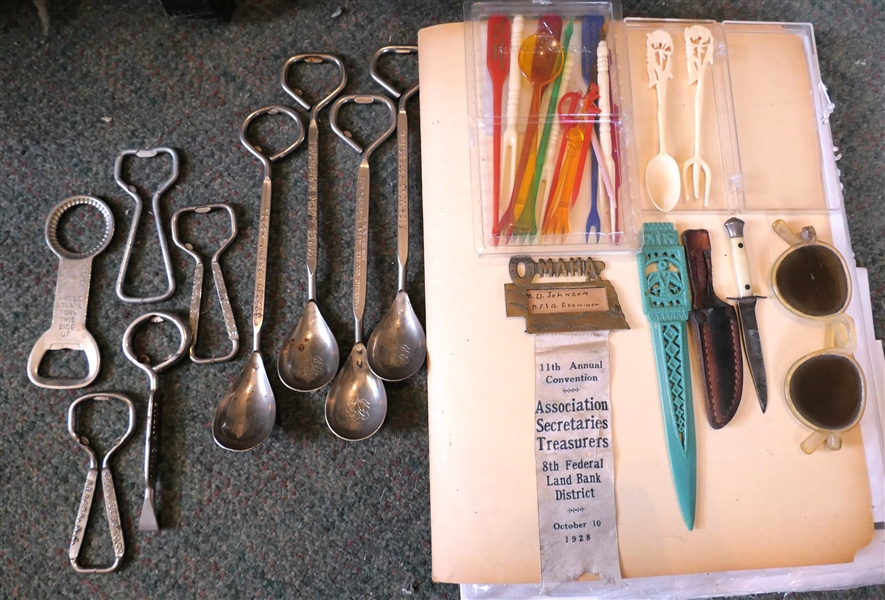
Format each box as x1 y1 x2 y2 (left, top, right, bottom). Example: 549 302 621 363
512 18 574 241
582 16 605 241
541 90 581 230
541 89 614 237
507 16 563 238
536 28 578 229
551 83 599 239
541 91 586 236
610 99 623 242
487 16 510 239
597 40 618 238
496 15 563 242
573 83 600 191
494 15 524 243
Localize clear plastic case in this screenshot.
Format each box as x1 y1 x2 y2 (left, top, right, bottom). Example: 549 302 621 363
617 18 843 214
461 11 843 259
464 1 640 255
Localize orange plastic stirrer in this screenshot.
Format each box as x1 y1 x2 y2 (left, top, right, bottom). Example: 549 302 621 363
541 91 581 227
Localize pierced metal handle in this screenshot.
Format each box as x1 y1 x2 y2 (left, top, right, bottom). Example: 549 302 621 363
329 94 397 158
239 105 305 175
280 53 347 119
370 45 419 110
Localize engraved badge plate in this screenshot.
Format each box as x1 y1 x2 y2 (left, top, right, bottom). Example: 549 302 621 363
505 256 630 334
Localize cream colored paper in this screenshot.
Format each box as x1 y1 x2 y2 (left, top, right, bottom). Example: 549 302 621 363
419 22 873 585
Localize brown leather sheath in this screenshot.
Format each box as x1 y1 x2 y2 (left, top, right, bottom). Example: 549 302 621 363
683 229 744 429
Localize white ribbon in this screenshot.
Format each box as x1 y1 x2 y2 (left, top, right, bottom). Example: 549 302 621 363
534 332 621 592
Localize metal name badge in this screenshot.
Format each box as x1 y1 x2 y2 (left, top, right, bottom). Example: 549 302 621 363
505 256 630 333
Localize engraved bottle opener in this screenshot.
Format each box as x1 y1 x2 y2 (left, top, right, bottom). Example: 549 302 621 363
27 196 115 389
114 147 179 304
170 203 239 364
68 392 136 573
122 311 190 532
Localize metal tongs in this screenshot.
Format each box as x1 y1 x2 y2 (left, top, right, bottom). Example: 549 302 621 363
67 393 136 573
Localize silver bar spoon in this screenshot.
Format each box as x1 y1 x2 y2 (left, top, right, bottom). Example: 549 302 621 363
326 94 396 441
366 46 427 382
214 106 304 452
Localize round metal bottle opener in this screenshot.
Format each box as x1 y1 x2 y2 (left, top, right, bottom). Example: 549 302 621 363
27 196 115 389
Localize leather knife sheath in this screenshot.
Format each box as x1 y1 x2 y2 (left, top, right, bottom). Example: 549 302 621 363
683 230 744 429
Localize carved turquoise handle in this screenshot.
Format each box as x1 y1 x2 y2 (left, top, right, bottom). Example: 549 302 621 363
637 223 696 530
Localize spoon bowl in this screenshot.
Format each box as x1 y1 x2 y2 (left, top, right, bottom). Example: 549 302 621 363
325 343 388 441
646 152 681 212
213 351 276 451
367 291 426 381
279 301 340 391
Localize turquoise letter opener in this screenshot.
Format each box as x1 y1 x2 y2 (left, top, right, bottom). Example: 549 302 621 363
637 222 696 530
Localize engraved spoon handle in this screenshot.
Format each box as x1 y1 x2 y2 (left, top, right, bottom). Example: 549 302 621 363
396 109 409 291
353 160 370 344
307 120 319 301
253 176 271 351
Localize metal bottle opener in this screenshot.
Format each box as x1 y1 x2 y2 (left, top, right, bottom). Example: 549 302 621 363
366 45 428 382
122 311 190 532
170 203 239 364
326 93 397 441
27 196 115 389
67 392 136 573
368 46 419 294
114 147 179 304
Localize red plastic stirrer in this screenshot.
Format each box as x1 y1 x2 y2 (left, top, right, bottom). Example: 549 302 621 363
487 16 510 237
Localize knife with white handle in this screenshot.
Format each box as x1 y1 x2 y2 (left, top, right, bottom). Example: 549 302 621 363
724 217 768 413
